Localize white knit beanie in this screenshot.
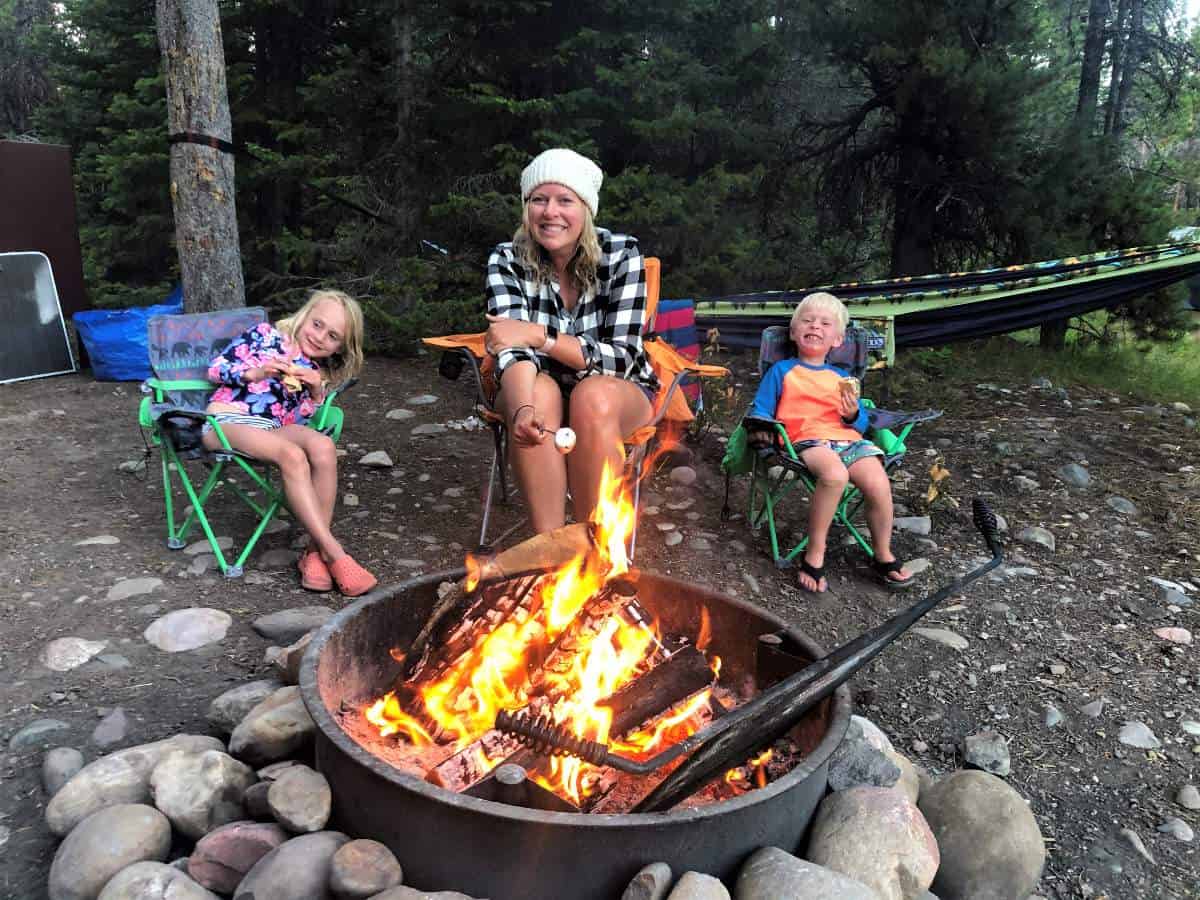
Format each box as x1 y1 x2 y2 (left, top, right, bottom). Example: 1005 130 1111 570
520 148 603 216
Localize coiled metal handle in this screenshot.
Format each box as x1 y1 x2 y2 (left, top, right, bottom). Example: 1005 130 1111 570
496 710 611 767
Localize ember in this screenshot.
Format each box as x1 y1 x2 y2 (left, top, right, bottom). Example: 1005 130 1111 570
353 460 784 811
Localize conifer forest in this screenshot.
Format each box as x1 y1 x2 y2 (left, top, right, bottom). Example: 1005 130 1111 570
3 0 1199 349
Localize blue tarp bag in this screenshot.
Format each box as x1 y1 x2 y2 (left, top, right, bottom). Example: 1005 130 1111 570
74 287 184 381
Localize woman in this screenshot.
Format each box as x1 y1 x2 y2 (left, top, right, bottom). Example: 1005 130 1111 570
484 148 659 532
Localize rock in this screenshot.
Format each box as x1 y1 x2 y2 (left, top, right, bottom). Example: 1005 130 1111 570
406 394 439 405
1105 495 1138 516
368 890 476 900
1120 827 1155 864
258 549 299 569
1157 817 1194 842
44 747 86 797
252 606 334 644
42 637 109 671
919 770 1045 900
359 451 393 468
894 516 932 536
1016 526 1055 552
385 408 415 420
48 804 172 900
689 537 713 552
828 731 902 793
46 734 225 836
885 749 921 804
273 632 314 686
185 536 233 555
267 764 331 833
666 871 729 899
232 830 348 900
1079 697 1106 718
410 423 447 437
103 577 164 604
328 838 404 898
228 686 316 766
92 708 130 748
149 749 257 839
1153 627 1192 645
905 558 932 576
1176 784 1200 810
207 680 285 735
96 861 221 900
75 534 121 546
806 787 938 900
962 730 1010 777
189 821 289 894
734 846 877 900
1056 463 1090 488
669 466 697 486
664 531 683 547
9 717 71 750
343 493 360 506
243 781 272 819
912 628 968 651
143 609 232 652
621 861 673 900
1013 476 1039 492
1117 722 1161 750
1043 703 1063 728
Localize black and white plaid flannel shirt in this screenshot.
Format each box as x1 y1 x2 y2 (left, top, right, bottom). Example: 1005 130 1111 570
485 229 660 393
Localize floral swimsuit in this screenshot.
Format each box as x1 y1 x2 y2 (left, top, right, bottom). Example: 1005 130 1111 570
207 323 319 426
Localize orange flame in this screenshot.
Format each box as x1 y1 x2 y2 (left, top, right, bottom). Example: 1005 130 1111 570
363 454 726 804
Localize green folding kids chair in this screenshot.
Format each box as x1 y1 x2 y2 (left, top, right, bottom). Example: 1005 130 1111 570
721 323 940 568
137 307 353 577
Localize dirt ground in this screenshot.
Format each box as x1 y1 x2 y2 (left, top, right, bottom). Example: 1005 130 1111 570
0 343 1197 900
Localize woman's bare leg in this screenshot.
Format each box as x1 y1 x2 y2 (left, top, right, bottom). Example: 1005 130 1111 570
567 376 652 522
495 371 566 532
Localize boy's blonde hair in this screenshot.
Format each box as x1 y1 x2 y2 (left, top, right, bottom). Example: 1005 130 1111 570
277 289 366 386
791 291 848 334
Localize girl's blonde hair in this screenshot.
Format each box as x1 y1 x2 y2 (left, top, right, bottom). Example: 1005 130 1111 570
791 291 848 335
511 202 601 296
277 289 366 386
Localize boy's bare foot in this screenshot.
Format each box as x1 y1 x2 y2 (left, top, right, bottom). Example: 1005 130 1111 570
798 555 827 593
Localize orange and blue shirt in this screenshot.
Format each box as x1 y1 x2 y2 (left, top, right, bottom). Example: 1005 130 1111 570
750 358 868 445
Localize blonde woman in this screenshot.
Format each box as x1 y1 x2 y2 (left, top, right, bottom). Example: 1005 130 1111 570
484 148 659 532
204 289 376 596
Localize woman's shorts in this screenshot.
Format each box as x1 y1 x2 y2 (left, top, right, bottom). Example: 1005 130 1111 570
201 413 281 435
793 438 883 468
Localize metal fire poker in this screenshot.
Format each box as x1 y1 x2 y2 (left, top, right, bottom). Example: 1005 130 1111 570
496 497 1005 812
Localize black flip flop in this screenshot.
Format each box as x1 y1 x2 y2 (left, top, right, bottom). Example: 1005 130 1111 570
798 557 827 593
872 557 915 591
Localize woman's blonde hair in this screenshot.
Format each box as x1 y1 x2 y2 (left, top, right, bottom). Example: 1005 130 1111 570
512 202 601 296
791 291 848 335
277 289 366 385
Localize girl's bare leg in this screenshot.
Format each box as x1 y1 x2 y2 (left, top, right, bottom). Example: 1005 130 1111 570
203 424 345 561
567 376 652 522
495 371 566 533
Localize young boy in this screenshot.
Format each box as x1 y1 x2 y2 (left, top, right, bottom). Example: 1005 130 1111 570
748 292 914 593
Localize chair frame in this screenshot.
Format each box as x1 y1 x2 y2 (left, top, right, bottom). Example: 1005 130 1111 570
744 410 919 568
138 313 353 578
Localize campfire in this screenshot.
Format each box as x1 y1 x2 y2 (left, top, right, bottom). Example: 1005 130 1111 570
343 462 797 813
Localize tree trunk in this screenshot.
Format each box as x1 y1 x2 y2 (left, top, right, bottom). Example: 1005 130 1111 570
0 0 52 135
889 141 938 277
1110 0 1143 138
1074 0 1109 132
392 0 418 241
156 0 245 312
1102 0 1130 134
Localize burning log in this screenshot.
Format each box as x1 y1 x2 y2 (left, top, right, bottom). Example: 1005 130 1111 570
399 523 597 682
431 645 715 796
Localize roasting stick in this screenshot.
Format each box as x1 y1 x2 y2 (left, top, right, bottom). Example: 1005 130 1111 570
497 497 1005 811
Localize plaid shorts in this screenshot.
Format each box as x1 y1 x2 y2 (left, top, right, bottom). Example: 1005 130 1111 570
793 438 883 468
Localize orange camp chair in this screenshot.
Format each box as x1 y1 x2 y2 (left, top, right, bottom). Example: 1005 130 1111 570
424 257 728 555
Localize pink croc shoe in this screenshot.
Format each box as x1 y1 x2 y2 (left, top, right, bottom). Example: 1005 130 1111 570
329 555 378 598
298 548 333 592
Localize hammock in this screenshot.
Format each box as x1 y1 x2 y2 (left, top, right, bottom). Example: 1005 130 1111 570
692 242 1200 361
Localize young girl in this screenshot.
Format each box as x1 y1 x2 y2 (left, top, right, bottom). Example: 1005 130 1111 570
203 289 377 597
